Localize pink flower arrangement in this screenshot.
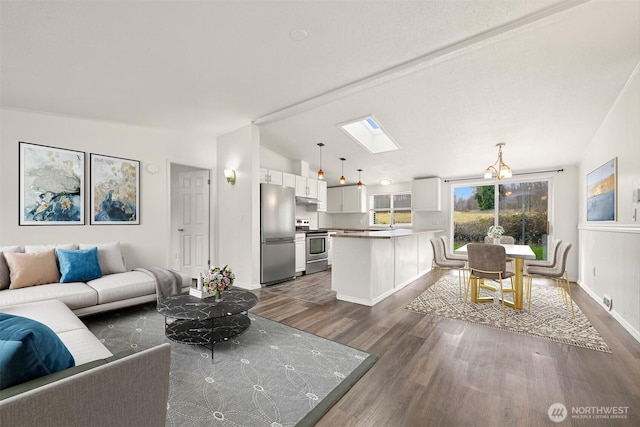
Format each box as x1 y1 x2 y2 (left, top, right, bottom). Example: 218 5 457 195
203 265 235 294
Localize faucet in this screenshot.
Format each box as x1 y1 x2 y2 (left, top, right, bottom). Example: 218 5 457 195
389 216 395 229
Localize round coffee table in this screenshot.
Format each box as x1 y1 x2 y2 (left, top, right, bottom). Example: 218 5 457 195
157 288 258 362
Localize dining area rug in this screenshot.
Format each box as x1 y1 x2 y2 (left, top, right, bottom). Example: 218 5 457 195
405 276 611 353
83 302 377 426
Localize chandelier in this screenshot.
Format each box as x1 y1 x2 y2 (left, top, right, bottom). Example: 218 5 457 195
484 142 512 180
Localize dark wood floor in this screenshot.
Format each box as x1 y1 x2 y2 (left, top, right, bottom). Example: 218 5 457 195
253 269 640 426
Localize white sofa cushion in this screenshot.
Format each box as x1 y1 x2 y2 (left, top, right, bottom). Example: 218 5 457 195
56 329 113 365
0 282 97 310
78 242 126 275
85 271 155 304
24 243 78 253
0 300 112 365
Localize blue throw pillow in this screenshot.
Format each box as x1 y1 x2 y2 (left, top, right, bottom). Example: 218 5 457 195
0 313 75 390
56 247 103 283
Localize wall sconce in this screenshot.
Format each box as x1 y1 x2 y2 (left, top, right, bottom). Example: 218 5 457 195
224 169 236 185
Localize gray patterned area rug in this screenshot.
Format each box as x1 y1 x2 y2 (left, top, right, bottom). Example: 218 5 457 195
405 276 611 353
83 302 377 426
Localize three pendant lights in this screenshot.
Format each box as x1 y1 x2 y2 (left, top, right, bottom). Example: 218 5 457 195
317 143 363 187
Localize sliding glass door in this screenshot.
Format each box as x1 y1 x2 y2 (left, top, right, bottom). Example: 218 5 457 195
453 180 549 260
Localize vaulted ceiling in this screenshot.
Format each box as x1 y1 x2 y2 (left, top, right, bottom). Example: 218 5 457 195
2 0 639 186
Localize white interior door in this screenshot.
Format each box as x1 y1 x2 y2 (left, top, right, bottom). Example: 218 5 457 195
178 170 210 278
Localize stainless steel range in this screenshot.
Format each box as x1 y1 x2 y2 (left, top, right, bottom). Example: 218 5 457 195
295 219 328 274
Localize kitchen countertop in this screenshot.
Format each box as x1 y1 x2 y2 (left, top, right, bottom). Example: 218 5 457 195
329 228 444 239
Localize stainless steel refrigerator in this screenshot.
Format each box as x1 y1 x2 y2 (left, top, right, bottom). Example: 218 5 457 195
260 183 296 285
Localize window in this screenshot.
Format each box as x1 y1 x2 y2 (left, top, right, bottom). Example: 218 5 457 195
452 180 550 259
370 193 412 226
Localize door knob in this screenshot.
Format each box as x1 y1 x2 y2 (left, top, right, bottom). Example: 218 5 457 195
178 228 184 232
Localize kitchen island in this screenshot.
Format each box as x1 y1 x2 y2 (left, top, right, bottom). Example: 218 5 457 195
331 228 443 306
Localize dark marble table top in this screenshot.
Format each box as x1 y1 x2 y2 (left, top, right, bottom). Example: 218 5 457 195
157 288 258 321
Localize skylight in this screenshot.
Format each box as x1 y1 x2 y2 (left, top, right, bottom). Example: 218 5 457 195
338 116 399 154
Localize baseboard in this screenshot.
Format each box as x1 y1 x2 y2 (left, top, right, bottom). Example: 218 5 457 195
577 280 640 343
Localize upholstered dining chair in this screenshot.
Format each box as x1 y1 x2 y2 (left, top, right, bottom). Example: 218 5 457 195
440 236 468 264
463 243 515 321
484 235 516 245
525 242 574 317
483 235 515 270
524 239 562 270
430 237 466 298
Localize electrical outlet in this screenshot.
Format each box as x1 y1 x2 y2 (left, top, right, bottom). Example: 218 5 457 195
603 294 612 311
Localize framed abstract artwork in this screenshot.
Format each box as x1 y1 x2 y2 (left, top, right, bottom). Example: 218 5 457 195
90 153 140 224
587 157 617 221
19 141 85 225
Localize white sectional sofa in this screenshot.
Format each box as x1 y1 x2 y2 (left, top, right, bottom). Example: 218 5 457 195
0 242 191 316
0 299 171 426
0 242 192 425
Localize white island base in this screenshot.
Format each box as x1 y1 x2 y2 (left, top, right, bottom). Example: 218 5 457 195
331 229 442 306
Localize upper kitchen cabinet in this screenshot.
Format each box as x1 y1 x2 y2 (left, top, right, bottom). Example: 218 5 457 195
327 185 367 213
283 172 296 189
317 180 327 212
295 176 318 199
412 177 442 211
260 168 283 186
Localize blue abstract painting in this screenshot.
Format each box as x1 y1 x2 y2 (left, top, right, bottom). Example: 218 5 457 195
587 158 616 221
19 142 85 225
91 154 140 224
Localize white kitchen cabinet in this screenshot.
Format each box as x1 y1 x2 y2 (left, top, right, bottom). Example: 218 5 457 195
260 168 283 186
327 186 367 213
295 176 318 199
283 172 296 189
412 177 442 211
295 233 306 274
317 180 327 212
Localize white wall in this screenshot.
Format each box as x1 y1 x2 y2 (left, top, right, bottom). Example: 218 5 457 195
260 145 295 173
217 124 261 289
577 64 640 341
0 108 216 269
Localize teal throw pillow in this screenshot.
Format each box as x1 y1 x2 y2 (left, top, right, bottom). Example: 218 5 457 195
56 247 103 283
0 313 75 390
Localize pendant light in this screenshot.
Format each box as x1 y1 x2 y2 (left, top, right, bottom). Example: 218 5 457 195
356 168 363 189
484 142 512 180
316 143 325 180
339 158 346 184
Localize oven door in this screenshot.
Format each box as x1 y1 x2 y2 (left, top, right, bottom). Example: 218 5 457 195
306 234 328 262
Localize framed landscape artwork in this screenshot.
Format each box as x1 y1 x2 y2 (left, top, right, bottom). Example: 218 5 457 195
19 141 85 225
587 157 617 221
90 153 140 224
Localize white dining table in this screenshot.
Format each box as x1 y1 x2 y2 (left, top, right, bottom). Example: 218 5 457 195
455 243 536 310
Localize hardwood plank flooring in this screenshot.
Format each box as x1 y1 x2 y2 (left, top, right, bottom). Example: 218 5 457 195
251 270 640 426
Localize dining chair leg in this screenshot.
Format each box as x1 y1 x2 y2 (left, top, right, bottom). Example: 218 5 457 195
500 278 507 322
462 274 472 313
526 275 532 312
561 272 575 318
